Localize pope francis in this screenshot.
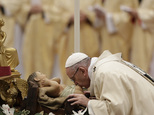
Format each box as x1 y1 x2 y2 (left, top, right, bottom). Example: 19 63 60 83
65 50 154 115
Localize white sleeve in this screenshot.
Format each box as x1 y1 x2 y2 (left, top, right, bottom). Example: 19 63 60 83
106 13 117 34
88 100 95 115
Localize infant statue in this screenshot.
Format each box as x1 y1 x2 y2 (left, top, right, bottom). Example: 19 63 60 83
27 71 84 112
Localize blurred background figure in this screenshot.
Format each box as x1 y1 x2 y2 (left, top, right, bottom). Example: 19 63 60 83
56 0 101 85
150 52 154 78
0 0 26 78
0 0 154 81
94 0 138 61
0 0 21 47
18 0 62 80
148 0 154 77
127 0 154 73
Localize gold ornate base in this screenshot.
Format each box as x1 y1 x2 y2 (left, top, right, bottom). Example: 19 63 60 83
0 71 28 107
0 71 20 80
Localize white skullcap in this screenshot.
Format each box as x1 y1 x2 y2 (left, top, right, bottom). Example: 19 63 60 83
65 52 88 68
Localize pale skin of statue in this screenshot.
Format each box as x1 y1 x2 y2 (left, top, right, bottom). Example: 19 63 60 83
28 71 84 99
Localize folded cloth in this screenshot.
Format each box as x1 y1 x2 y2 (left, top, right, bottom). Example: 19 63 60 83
0 66 11 77
38 85 76 110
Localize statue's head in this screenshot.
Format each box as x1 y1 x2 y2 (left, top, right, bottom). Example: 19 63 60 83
27 72 40 87
27 71 47 87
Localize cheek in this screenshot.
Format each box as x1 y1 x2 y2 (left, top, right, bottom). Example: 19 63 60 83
76 75 84 81
81 77 90 88
76 77 87 86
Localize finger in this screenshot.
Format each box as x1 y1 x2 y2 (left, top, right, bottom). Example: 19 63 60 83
68 94 80 97
67 98 79 105
70 101 79 105
68 94 74 97
67 97 78 102
68 94 75 99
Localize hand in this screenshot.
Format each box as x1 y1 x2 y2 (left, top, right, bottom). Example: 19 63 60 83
127 9 138 20
84 91 90 98
69 11 87 24
69 15 74 22
67 94 90 107
30 5 43 14
80 11 87 23
94 8 105 20
126 9 139 23
39 88 49 101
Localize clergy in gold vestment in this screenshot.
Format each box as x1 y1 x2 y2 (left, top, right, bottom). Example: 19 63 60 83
150 51 154 78
0 0 25 76
57 0 101 85
131 0 154 73
97 0 138 61
0 0 24 47
21 0 61 80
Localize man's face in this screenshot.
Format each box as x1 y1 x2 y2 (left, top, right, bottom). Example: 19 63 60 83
66 67 90 88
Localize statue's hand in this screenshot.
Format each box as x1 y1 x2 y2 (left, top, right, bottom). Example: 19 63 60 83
40 78 51 87
39 88 49 101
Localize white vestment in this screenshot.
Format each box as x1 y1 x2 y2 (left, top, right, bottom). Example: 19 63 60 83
88 50 154 115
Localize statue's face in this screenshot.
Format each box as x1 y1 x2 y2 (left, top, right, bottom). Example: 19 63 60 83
35 71 47 81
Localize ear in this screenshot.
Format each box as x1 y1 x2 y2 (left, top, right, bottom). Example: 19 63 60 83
34 77 40 81
79 67 87 76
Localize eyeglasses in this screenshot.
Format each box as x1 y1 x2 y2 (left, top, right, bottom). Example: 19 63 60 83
70 67 79 82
